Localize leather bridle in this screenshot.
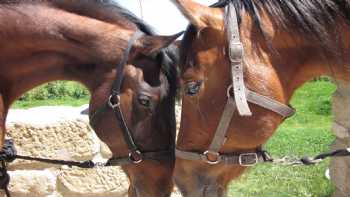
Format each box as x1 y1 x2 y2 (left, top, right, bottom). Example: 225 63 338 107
90 31 172 165
176 2 296 166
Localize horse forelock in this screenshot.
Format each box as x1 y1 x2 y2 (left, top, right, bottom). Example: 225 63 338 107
179 25 198 72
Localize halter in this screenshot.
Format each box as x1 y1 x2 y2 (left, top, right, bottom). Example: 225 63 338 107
90 31 172 165
176 2 295 166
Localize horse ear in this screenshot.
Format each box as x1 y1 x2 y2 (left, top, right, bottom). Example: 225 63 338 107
135 32 184 56
171 0 224 29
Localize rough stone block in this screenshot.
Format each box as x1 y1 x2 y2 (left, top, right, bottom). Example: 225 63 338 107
6 120 98 170
1 170 57 197
2 105 182 197
99 141 113 159
57 166 128 197
6 106 99 169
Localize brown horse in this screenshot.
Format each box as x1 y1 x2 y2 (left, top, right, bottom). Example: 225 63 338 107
0 1 180 196
172 0 350 196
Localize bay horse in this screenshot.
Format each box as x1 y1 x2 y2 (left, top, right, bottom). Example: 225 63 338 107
172 0 350 196
0 1 181 196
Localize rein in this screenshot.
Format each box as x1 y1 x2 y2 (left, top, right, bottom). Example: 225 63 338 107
176 1 350 166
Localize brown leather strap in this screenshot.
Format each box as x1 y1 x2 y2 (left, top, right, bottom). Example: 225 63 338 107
205 89 294 155
207 97 236 153
226 2 252 116
246 89 295 118
176 148 268 166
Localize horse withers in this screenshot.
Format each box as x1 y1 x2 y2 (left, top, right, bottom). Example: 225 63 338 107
172 0 350 196
0 1 180 196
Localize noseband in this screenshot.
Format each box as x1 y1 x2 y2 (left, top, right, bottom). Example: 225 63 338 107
176 2 295 166
90 31 172 165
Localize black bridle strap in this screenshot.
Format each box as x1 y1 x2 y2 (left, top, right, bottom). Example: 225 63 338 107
109 31 143 154
106 150 172 166
89 31 143 127
111 31 144 96
112 104 139 153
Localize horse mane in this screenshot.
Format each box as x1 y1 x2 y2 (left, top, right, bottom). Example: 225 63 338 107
228 0 350 52
180 0 350 69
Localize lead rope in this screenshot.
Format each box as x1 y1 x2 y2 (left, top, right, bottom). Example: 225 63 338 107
0 138 157 196
0 161 10 197
0 139 97 196
269 148 350 166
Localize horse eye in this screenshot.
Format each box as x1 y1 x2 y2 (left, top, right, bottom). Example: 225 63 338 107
185 81 202 96
138 95 152 107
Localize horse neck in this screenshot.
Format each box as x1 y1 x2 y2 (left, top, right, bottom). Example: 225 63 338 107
242 15 350 103
0 4 134 105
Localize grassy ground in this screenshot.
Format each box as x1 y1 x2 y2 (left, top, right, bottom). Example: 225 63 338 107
229 80 336 197
12 81 89 109
12 97 89 109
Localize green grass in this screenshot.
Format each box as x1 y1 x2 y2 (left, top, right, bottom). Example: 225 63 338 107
229 81 337 197
12 97 89 109
12 81 89 109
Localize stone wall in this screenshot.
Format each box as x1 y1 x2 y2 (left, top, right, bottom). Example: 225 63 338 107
2 105 181 197
330 81 350 197
2 105 129 197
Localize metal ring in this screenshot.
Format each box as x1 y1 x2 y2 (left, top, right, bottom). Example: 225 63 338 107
203 150 221 165
226 85 234 98
108 95 121 109
129 150 143 164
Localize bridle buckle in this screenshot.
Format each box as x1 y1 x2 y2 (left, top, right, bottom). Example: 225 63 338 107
229 42 244 63
238 153 258 166
203 150 221 165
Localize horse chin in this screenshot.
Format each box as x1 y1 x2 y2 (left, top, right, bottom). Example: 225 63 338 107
125 162 174 197
128 185 172 197
203 185 227 197
175 181 227 197
174 164 228 197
